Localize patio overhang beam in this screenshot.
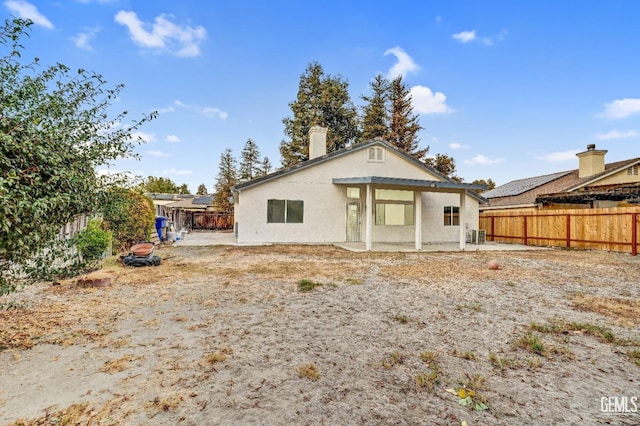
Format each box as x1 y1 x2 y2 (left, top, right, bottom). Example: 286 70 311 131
332 176 486 193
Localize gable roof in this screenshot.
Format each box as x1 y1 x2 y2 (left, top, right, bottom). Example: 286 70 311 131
233 138 487 202
484 158 640 200
482 171 572 199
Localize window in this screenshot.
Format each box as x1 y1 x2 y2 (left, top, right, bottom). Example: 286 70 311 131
347 187 360 199
374 189 413 226
444 206 460 226
267 200 303 223
367 147 384 162
628 165 639 175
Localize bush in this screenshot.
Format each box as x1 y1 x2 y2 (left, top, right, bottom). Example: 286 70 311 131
72 219 111 263
102 188 155 252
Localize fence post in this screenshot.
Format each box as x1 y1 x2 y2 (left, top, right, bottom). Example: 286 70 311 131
633 213 638 256
566 214 571 248
523 216 528 246
490 216 495 241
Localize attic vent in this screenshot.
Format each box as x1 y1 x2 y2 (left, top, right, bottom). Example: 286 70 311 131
368 147 383 162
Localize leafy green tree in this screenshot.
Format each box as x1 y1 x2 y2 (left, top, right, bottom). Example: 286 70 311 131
0 19 155 296
280 62 359 167
387 75 427 160
425 153 461 182
214 148 238 211
140 176 180 194
471 178 496 193
239 138 261 181
102 188 155 252
196 183 208 195
178 183 190 194
361 74 390 141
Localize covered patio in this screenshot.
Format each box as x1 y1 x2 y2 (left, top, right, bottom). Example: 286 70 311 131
332 176 487 251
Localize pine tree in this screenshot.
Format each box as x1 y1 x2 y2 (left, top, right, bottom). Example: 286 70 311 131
239 139 261 181
425 153 461 181
280 62 359 167
258 156 272 177
196 183 208 195
178 183 190 194
361 74 390 141
214 149 238 211
387 75 427 161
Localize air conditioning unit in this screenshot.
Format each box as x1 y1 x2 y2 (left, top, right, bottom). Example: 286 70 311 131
466 230 474 243
477 229 486 244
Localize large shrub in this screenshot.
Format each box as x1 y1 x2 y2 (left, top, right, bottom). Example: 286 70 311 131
102 189 155 252
72 219 111 264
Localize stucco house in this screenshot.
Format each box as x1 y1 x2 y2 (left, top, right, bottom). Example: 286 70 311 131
232 127 486 250
481 144 640 213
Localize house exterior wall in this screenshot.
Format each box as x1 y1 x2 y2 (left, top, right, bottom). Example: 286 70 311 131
236 146 480 244
581 167 640 188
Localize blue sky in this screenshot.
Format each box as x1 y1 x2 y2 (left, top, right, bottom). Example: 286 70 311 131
4 0 640 191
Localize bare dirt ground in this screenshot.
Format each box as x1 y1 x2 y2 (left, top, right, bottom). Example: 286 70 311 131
1 245 639 425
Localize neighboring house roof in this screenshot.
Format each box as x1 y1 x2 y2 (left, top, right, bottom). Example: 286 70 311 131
192 195 215 205
484 158 640 203
164 198 208 210
234 138 487 202
482 171 572 199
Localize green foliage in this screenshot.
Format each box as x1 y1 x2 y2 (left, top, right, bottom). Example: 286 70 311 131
361 74 390 141
213 148 238 211
239 139 261 182
260 156 272 176
72 219 111 264
280 62 360 167
471 178 496 193
425 153 461 181
196 183 208 195
387 75 426 161
0 18 155 297
102 188 155 252
139 176 182 194
297 279 322 292
178 183 190 194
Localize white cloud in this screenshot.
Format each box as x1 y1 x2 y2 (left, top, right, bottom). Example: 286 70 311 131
384 46 420 79
147 150 171 158
163 168 192 176
114 10 206 57
600 98 640 119
410 85 452 115
71 26 101 51
536 149 581 162
130 131 156 143
165 134 181 143
157 105 176 114
174 100 227 120
452 30 476 43
4 0 53 29
452 29 507 45
449 142 470 150
595 129 639 140
202 107 228 120
463 155 504 165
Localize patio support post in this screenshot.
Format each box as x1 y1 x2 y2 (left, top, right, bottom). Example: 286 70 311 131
365 184 372 251
414 190 422 250
459 190 466 250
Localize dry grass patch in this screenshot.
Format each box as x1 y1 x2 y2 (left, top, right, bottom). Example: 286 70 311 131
296 363 320 381
147 393 185 414
100 355 141 373
570 293 640 324
10 402 93 426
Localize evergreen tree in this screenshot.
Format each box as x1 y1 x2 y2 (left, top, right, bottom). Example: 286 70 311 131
196 183 208 195
387 76 427 161
471 178 496 193
214 148 238 211
259 156 272 177
425 153 461 182
361 74 390 141
239 138 261 181
280 62 359 167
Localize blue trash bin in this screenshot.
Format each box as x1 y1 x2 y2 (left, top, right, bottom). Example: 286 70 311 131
155 216 167 240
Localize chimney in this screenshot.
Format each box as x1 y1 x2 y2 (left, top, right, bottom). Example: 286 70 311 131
576 144 607 178
308 126 327 160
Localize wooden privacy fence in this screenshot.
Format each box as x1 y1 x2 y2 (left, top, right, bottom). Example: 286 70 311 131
479 207 640 255
191 212 234 231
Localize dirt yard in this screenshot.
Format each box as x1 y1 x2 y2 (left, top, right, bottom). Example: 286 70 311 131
1 245 639 425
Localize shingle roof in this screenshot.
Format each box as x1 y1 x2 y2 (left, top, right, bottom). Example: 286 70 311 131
192 195 214 205
483 171 572 199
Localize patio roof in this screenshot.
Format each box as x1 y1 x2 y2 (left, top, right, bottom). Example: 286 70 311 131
332 176 487 201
